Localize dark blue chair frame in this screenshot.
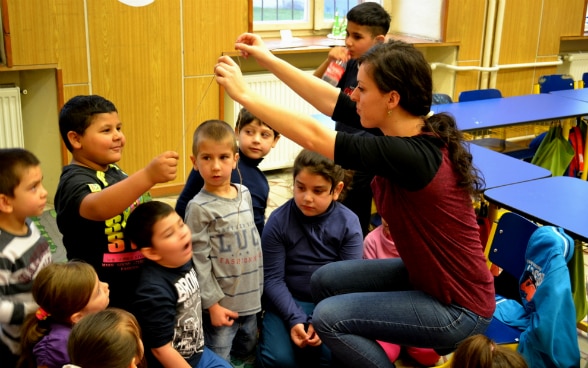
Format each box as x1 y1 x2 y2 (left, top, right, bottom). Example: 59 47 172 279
538 74 574 93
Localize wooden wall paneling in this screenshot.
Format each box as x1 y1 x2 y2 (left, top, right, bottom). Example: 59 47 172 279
585 0 588 35
497 0 542 65
495 65 558 97
181 76 220 185
20 69 61 201
63 85 90 103
452 60 482 101
445 0 486 62
86 0 183 183
537 0 585 56
7 0 58 66
54 0 88 84
2 0 12 67
183 0 249 76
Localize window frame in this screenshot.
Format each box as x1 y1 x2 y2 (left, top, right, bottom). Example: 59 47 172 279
252 0 390 37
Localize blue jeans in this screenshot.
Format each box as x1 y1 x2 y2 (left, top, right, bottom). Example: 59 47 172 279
310 259 491 368
202 313 258 361
257 300 331 368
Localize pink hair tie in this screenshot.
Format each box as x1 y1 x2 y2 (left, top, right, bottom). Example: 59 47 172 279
35 307 50 321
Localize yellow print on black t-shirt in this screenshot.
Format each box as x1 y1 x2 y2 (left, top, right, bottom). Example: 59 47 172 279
105 192 151 253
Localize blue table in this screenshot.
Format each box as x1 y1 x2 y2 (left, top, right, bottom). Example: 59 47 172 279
483 176 588 242
550 88 588 103
469 143 551 190
431 93 588 131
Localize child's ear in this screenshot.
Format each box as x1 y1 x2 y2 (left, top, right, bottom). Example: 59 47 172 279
331 181 344 201
190 155 198 171
0 194 13 213
233 152 239 169
271 134 281 148
67 131 83 150
375 35 386 44
140 247 162 262
70 311 85 324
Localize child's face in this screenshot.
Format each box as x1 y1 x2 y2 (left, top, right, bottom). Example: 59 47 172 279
148 211 193 268
72 112 125 170
8 165 47 219
192 138 238 191
293 168 343 217
237 121 279 161
79 275 110 316
345 21 381 59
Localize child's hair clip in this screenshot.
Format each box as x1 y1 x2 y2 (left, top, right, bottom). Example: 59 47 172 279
35 307 50 321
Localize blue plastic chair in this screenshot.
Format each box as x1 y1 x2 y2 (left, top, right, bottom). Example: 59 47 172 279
483 212 539 345
458 88 502 102
538 74 574 93
432 93 453 105
434 212 536 367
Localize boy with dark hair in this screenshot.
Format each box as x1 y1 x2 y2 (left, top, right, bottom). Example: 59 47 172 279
54 94 178 311
126 201 231 368
175 107 280 236
314 2 391 236
0 148 52 367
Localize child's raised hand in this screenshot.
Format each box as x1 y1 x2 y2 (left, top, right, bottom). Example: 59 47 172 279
146 151 179 184
328 46 350 63
208 303 239 327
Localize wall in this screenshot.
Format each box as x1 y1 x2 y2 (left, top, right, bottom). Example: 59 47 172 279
390 0 445 41
442 0 586 99
4 0 249 197
4 0 588 198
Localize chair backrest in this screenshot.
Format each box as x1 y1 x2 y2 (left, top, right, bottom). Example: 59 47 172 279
583 72 588 88
458 88 502 102
538 74 574 93
432 93 453 105
488 212 538 279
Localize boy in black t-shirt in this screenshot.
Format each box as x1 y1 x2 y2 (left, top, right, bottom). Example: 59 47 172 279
126 201 230 368
313 2 391 236
54 94 178 311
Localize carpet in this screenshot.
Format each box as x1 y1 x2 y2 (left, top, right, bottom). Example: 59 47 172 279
31 209 67 263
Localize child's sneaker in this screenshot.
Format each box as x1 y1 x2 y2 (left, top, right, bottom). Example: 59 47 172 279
230 354 256 368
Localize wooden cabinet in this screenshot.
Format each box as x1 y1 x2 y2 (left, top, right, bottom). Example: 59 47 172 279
1 0 249 197
3 0 58 66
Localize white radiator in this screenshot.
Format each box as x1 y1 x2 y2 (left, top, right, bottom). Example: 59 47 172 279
0 87 24 148
558 53 588 82
225 71 320 171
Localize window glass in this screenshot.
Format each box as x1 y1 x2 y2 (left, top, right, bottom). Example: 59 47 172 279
252 0 383 33
254 0 309 22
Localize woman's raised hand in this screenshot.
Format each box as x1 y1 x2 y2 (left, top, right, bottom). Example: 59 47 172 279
234 33 275 69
